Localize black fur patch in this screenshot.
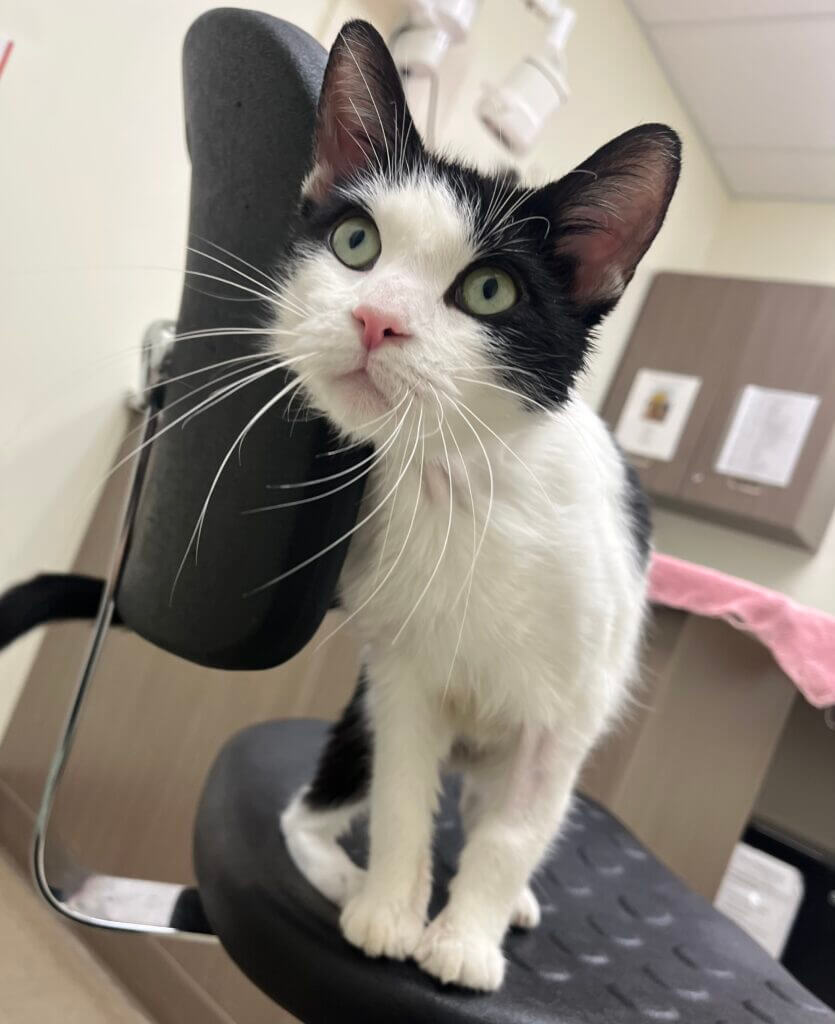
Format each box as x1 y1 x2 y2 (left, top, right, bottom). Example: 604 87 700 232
623 461 652 570
305 672 372 809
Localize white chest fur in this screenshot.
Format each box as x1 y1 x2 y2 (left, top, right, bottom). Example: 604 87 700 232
337 398 647 739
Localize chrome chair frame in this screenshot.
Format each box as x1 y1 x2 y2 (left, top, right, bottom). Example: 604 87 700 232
31 322 213 938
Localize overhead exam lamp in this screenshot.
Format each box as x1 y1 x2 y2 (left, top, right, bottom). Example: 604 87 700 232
391 0 576 157
479 0 576 156
390 0 479 145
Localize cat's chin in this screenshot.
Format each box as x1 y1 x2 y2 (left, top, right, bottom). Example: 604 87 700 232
319 368 394 435
336 368 388 407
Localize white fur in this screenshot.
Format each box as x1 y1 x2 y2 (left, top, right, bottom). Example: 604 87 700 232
275 176 646 991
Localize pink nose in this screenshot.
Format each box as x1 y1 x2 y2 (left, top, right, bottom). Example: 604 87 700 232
352 305 411 351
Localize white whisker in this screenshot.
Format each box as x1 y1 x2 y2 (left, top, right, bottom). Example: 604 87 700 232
314 408 425 652
391 394 454 644
316 391 411 456
445 397 495 609
170 371 313 601
186 245 285 304
373 411 416 585
342 34 391 171
135 352 270 396
246 399 413 512
453 375 552 414
190 234 292 296
279 421 400 490
452 396 556 514
90 359 299 506
245 405 424 597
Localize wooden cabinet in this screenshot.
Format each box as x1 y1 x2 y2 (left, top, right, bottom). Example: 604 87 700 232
601 272 835 549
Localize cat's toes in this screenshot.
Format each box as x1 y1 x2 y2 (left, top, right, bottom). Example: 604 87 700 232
340 891 425 960
415 916 505 992
510 885 541 930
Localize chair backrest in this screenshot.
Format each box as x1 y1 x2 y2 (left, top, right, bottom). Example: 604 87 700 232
117 10 365 669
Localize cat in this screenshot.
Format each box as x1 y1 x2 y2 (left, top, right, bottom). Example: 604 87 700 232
274 19 679 993
0 15 677 995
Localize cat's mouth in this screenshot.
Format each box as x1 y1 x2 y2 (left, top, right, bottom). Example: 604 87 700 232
334 367 390 409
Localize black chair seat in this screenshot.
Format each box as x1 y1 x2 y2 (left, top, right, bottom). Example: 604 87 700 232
194 720 833 1023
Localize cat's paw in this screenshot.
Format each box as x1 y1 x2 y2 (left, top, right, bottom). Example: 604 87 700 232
340 891 425 960
415 915 505 991
510 885 541 930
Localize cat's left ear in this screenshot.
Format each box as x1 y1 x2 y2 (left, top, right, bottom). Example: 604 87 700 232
305 20 422 200
540 124 681 322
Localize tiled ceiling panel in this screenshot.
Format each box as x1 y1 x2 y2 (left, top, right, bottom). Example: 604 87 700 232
627 1 835 200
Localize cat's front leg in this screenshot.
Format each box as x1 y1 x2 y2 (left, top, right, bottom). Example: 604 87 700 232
340 667 451 961
416 726 581 991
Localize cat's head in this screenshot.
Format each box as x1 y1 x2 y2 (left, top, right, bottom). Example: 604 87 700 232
273 20 680 450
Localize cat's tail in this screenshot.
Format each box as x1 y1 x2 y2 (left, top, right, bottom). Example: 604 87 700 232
0 574 121 651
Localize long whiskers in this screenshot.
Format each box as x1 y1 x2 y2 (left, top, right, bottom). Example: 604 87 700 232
245 404 423 597
134 352 272 399
440 411 478 697
190 234 296 298
186 246 312 322
459 373 604 479
452 375 552 415
391 393 454 644
83 357 305 515
444 396 495 610
245 398 414 513
451 395 556 514
170 370 315 601
373 411 416 585
314 411 425 652
315 391 412 456
342 33 391 171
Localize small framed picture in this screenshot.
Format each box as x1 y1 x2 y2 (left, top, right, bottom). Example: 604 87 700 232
615 368 702 463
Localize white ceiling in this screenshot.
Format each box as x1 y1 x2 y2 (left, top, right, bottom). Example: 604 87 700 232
626 0 835 201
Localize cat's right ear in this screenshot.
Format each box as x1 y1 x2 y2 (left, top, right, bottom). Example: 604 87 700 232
305 20 422 200
540 124 681 324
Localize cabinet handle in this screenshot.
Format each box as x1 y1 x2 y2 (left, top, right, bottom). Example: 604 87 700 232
726 478 763 497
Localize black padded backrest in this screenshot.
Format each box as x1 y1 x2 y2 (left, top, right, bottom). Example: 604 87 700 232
117 10 366 669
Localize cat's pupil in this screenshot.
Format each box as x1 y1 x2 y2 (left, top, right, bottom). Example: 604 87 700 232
482 277 498 300
349 229 365 249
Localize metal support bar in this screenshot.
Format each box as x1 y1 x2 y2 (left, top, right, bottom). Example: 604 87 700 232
31 322 214 937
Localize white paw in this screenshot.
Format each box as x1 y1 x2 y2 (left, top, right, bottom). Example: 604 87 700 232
340 890 425 960
510 885 541 930
415 915 505 992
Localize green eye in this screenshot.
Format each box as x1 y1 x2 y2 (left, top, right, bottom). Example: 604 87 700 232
459 266 518 316
330 215 381 269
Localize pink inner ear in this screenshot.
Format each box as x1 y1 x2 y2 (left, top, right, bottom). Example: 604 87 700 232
307 48 388 199
564 215 626 302
560 191 662 304
310 122 369 196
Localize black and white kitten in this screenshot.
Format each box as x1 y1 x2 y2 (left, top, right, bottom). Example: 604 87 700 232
277 20 679 991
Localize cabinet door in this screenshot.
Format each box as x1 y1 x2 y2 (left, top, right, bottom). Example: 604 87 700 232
600 272 762 503
677 280 835 546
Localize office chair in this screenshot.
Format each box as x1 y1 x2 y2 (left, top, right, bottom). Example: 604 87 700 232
32 8 834 1022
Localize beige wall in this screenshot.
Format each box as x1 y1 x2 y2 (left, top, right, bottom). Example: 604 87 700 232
0 0 731 736
652 200 835 615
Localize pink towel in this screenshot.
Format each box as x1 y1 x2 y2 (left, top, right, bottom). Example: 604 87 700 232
648 553 835 708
